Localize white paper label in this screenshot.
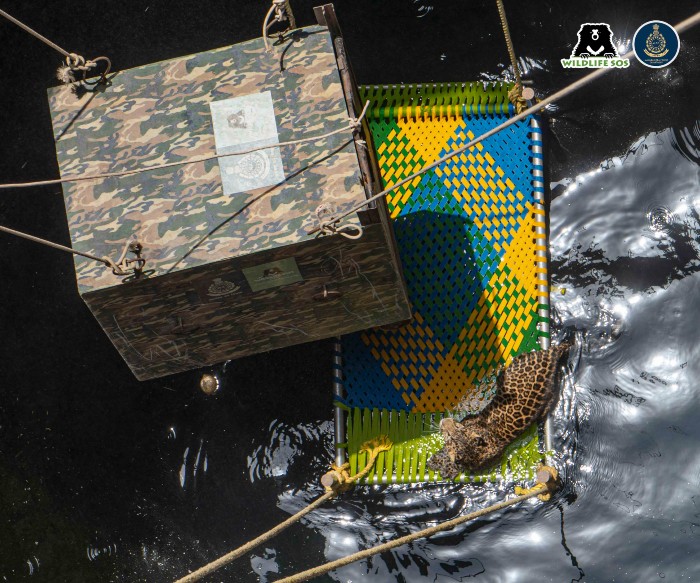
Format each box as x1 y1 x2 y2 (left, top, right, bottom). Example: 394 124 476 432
209 91 285 195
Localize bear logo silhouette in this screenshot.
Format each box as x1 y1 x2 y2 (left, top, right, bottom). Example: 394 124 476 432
571 23 618 59
263 267 283 277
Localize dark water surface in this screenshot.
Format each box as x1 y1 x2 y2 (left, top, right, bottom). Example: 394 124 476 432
1 1 699 581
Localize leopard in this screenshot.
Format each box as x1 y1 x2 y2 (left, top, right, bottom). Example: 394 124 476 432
427 343 571 479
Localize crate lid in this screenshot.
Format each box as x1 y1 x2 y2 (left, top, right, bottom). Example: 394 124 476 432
48 25 365 294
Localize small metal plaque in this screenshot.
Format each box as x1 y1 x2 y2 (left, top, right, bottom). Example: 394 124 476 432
243 258 303 292
209 91 285 195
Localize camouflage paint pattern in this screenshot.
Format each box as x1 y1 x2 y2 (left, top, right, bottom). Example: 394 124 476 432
48 26 367 292
47 26 411 379
85 223 409 380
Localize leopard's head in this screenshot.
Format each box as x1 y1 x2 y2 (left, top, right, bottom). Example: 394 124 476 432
439 417 500 471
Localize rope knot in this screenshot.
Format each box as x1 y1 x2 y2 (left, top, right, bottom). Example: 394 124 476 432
508 83 528 114
57 53 88 84
514 465 560 501
321 463 353 493
348 116 362 132
272 0 287 21
65 52 86 69
106 239 148 278
314 220 364 240
320 435 392 493
263 0 296 51
57 54 112 85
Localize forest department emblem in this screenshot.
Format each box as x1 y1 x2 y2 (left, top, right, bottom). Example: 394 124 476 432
644 24 668 58
633 21 680 68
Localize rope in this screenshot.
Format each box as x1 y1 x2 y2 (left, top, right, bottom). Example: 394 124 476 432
0 103 369 273
0 7 111 84
495 0 526 113
0 101 370 191
173 491 335 583
314 221 364 240
310 8 700 238
275 466 560 583
56 54 112 85
0 224 112 268
0 224 144 276
283 0 296 30
262 0 296 52
172 436 392 583
0 8 70 57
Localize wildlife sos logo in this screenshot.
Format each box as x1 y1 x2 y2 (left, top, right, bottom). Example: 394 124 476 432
561 23 630 68
633 21 680 68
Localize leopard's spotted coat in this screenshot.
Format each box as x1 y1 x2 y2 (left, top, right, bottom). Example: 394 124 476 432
427 343 570 478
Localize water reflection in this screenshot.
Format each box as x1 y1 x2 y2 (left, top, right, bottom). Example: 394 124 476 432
248 122 700 582
545 123 700 581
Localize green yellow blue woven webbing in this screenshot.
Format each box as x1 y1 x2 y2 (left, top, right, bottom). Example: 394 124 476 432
339 83 548 483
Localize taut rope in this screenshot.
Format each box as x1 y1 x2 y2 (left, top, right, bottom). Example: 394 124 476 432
0 102 370 272
494 0 527 113
0 224 142 276
172 436 392 583
275 466 560 583
0 102 369 191
310 9 700 239
495 0 522 87
0 7 111 83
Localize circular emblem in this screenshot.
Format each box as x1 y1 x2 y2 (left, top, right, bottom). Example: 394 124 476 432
207 277 240 297
234 151 270 180
633 21 679 68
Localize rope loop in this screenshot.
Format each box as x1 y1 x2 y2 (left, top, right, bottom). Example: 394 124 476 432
314 219 364 240
57 54 112 85
105 239 148 278
272 0 287 22
335 223 364 240
87 55 113 83
262 0 296 51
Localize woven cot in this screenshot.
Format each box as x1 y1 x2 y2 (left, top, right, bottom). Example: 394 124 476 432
334 83 549 483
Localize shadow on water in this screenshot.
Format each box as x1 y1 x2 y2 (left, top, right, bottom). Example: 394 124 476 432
557 503 586 583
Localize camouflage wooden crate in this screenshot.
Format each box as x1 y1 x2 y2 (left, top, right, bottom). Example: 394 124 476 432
47 22 410 380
